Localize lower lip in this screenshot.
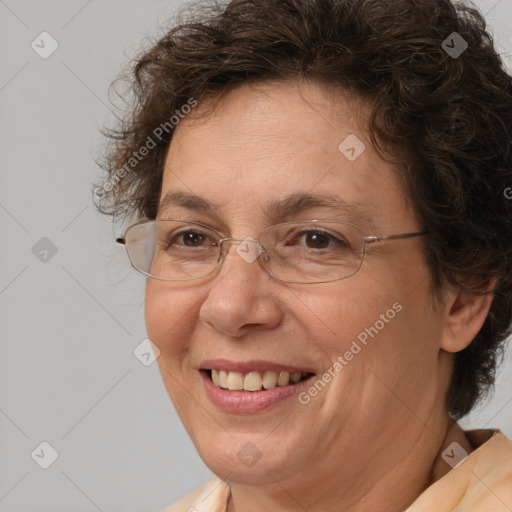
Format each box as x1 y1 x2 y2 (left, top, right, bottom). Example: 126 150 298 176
200 371 314 414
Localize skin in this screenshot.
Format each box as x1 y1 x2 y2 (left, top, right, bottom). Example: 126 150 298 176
145 80 493 511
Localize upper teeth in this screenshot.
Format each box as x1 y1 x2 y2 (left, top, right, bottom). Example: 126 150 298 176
211 369 305 392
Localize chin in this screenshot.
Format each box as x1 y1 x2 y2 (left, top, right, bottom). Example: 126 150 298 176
193 431 296 485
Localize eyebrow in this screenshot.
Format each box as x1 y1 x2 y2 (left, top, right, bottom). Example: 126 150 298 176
158 190 377 227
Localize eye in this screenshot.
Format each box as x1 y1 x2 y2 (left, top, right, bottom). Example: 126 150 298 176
165 229 217 249
288 229 350 250
179 231 207 246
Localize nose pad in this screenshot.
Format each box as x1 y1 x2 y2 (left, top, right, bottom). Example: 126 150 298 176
257 245 271 266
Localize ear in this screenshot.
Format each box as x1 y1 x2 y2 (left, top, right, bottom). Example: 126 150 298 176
440 279 496 353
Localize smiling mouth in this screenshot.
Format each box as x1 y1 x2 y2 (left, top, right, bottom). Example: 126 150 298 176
203 369 315 392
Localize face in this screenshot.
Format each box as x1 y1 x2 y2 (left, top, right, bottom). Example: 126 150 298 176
145 81 451 495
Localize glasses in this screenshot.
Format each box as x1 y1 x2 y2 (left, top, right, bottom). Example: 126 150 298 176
116 219 427 284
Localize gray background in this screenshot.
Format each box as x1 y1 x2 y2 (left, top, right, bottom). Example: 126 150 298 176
0 0 511 510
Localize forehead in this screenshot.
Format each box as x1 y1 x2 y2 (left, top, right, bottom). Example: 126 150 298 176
160 80 416 231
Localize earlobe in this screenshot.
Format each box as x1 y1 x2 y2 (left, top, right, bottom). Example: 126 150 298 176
440 281 496 353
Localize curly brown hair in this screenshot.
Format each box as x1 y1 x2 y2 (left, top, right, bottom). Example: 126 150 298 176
95 0 512 419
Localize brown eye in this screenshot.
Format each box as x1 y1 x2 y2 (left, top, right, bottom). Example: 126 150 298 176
305 232 330 249
181 231 207 246
165 230 214 249
287 230 350 250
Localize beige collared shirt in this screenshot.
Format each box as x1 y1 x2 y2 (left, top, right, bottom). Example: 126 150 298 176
161 430 512 512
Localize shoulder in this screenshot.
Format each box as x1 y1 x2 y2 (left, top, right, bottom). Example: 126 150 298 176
466 429 512 501
160 476 230 512
407 429 512 512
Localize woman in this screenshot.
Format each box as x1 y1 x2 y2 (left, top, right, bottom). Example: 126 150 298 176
96 0 512 510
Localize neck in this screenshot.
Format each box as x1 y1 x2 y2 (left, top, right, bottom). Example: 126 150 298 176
226 418 472 512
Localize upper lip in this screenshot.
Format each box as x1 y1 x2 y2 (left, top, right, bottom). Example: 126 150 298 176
199 359 316 374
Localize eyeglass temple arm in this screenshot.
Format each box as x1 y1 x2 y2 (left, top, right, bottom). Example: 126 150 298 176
116 237 126 245
364 231 428 244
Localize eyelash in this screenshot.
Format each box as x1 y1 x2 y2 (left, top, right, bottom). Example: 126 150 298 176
288 230 350 249
164 228 351 252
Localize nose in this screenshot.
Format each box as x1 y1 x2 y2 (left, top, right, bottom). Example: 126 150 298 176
198 238 283 338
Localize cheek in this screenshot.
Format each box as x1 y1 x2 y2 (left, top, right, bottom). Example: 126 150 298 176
300 276 397 352
144 281 195 356
144 282 165 344
144 282 201 414
300 268 439 389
